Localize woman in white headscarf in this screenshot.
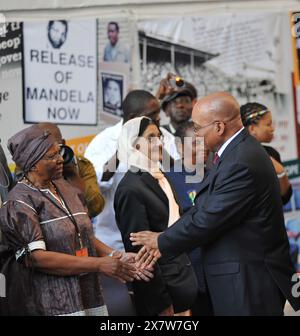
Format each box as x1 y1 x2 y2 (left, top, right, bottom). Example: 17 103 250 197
114 116 197 316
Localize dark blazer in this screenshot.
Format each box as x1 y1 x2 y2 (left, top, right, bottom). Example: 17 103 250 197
158 129 300 316
114 169 198 316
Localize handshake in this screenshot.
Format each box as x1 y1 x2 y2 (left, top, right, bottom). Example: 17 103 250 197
105 231 162 284
130 231 163 269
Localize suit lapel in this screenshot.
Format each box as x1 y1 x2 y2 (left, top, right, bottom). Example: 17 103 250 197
194 130 248 201
217 128 248 168
140 172 168 204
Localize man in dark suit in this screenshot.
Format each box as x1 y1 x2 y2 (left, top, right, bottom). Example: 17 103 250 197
131 92 300 315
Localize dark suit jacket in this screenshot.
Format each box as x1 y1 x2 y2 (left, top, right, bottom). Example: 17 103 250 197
114 169 198 315
158 129 300 315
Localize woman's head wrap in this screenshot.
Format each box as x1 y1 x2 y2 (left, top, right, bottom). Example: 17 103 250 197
7 124 55 174
118 116 161 173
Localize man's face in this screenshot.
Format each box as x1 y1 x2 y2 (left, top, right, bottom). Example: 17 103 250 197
192 106 218 152
49 21 66 48
107 24 119 45
165 95 192 124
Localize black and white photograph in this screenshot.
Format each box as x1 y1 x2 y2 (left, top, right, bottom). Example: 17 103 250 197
101 72 123 117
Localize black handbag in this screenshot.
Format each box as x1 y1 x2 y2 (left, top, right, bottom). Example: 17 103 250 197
0 243 43 316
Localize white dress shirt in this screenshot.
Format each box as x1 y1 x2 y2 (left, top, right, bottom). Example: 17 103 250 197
217 127 245 158
85 119 180 250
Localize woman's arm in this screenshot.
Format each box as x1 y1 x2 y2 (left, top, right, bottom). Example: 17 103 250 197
31 249 136 282
269 156 291 200
92 236 115 257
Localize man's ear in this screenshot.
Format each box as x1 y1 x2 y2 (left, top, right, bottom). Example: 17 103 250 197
216 121 226 135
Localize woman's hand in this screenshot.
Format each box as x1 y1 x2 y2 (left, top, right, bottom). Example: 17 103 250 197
97 256 136 283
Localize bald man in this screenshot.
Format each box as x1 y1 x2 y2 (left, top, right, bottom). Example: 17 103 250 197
131 92 300 315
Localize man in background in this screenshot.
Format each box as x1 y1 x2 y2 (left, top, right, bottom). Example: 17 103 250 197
103 22 130 64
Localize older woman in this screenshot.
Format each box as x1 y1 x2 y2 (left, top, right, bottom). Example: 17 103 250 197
114 116 197 316
0 125 142 316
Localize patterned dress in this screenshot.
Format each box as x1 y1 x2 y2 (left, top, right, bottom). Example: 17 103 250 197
0 178 107 316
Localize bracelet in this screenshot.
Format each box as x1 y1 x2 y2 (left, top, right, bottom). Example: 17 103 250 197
108 250 117 257
277 171 286 179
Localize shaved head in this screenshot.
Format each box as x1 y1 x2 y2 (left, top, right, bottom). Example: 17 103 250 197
193 92 240 123
192 92 243 152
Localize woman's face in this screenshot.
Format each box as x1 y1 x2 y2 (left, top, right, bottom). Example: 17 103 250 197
248 112 274 143
35 143 64 180
135 123 163 163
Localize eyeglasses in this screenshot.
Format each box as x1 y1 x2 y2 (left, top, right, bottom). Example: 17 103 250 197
41 148 63 161
194 120 219 134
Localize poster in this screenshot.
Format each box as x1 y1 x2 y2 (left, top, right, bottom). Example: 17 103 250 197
23 19 97 125
98 18 132 66
97 18 132 125
138 12 298 161
99 61 129 123
0 21 23 163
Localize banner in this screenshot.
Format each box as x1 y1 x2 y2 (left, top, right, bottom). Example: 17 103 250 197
0 22 23 158
23 19 97 125
138 12 298 161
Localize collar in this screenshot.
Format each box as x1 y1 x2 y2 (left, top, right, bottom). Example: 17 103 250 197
168 123 177 135
217 127 244 158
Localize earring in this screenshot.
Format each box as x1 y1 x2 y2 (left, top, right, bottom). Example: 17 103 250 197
136 144 140 150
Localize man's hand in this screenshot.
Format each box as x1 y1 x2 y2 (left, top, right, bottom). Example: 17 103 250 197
155 72 177 100
118 251 154 281
134 246 162 269
130 231 161 249
134 266 155 282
